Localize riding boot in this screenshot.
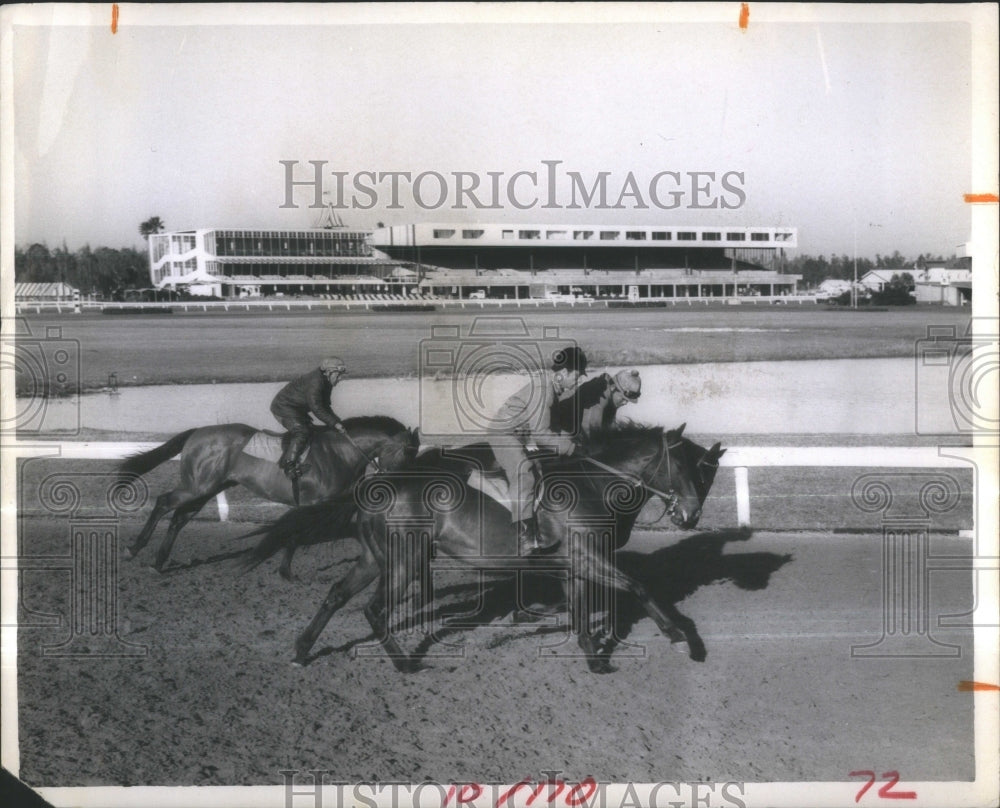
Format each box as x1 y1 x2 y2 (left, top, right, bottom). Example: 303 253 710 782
282 432 310 479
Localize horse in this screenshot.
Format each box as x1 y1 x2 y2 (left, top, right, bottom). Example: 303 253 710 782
270 422 724 673
119 415 417 573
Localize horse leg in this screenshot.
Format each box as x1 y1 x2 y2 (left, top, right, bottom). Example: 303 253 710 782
292 550 379 665
569 578 616 674
576 549 696 658
151 483 235 572
278 546 297 581
362 545 423 673
126 491 180 558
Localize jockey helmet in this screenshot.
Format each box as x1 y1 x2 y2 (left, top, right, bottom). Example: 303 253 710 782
613 369 641 401
320 356 346 374
551 346 588 376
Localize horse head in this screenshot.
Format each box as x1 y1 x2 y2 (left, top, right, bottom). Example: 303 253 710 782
650 424 725 529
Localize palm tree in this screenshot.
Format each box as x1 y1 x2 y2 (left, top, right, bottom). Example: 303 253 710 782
139 216 165 241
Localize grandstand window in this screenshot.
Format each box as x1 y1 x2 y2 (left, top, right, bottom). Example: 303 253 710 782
573 230 594 240
751 233 770 242
502 230 515 239
462 230 485 239
726 232 746 241
775 232 793 242
651 232 671 241
625 231 646 240
701 232 721 241
546 231 568 240
433 229 456 238
520 230 541 239
599 231 620 241
677 232 697 241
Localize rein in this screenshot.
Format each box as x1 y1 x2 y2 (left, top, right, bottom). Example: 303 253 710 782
340 429 385 472
581 432 683 515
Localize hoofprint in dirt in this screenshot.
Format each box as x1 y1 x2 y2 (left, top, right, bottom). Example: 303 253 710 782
16 518 973 786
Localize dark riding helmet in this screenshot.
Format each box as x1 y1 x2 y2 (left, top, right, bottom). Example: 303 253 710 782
551 345 588 376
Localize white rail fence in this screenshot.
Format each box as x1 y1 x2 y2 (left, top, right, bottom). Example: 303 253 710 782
11 441 974 529
14 295 819 315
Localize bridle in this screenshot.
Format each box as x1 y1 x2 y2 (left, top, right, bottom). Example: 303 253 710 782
634 432 683 517
634 432 719 522
583 431 682 518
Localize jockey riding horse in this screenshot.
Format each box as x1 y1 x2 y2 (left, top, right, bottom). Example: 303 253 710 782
270 357 347 479
552 367 642 438
488 346 588 556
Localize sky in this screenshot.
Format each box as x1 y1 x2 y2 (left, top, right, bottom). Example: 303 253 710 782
7 5 989 258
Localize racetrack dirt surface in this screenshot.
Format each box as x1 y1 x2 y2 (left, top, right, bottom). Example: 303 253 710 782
16 513 975 787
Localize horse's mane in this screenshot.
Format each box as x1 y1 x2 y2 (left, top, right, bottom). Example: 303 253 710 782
339 415 407 433
579 421 666 463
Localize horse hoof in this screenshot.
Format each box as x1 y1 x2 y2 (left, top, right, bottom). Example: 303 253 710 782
291 658 308 668
587 659 617 674
670 639 690 655
124 547 136 560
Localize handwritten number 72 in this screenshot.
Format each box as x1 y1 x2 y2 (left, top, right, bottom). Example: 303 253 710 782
849 771 917 802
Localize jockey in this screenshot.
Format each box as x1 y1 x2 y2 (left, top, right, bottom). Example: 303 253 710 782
582 368 642 435
489 346 588 556
270 357 347 478
551 368 642 438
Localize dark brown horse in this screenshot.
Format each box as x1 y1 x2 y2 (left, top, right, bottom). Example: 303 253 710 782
265 423 724 673
119 416 417 573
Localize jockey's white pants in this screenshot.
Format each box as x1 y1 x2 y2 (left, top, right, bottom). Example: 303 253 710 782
488 438 537 523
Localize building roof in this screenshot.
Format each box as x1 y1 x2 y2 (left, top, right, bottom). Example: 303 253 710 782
14 282 78 298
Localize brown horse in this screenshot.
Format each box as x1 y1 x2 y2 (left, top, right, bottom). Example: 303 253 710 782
258 422 724 673
119 416 417 573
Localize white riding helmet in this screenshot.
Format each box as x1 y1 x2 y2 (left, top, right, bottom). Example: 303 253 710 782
613 369 641 401
320 356 346 374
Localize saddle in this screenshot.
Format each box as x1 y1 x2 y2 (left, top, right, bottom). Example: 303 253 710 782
430 442 548 514
242 429 313 465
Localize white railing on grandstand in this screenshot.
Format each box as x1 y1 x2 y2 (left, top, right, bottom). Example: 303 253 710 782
11 441 974 529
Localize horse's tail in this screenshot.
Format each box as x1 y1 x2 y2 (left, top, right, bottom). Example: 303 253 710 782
235 491 359 575
118 428 198 479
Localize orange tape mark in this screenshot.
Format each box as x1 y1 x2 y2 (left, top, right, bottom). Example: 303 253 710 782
739 3 749 30
957 681 1000 692
963 193 999 204
111 4 119 34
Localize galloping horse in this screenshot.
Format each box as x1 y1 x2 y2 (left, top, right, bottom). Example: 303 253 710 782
120 416 417 573
272 422 724 673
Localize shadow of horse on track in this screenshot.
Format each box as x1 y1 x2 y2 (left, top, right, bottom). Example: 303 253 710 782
329 527 793 668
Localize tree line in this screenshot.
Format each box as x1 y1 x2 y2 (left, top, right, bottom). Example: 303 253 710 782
14 243 149 298
785 250 959 288
13 218 165 298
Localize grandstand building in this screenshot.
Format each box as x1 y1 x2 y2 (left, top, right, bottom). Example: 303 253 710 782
147 228 406 298
150 222 799 300
373 223 799 299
